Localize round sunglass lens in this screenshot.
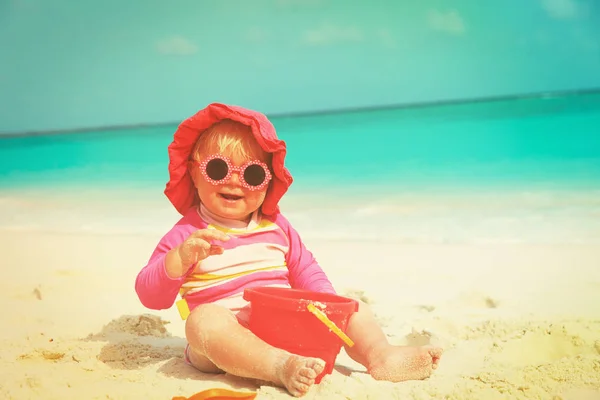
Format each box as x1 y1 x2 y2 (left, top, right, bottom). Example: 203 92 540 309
243 164 266 186
205 158 229 180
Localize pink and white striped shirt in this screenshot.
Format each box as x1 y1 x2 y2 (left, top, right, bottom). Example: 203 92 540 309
135 205 336 319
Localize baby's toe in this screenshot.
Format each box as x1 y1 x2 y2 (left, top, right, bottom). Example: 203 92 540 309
428 346 444 359
296 374 313 385
309 359 326 374
291 382 310 397
299 366 318 379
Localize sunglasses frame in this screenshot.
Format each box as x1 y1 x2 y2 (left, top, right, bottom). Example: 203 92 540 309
192 154 272 191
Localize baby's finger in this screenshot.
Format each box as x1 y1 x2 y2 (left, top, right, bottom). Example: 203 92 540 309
187 238 211 252
179 238 210 265
209 245 224 255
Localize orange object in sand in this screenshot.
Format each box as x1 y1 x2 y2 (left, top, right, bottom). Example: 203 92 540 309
172 388 257 400
243 287 359 383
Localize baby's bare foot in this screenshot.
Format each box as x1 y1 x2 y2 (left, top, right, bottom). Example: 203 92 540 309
275 355 326 397
368 345 443 382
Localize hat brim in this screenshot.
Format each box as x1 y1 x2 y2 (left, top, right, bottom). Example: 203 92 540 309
164 103 293 216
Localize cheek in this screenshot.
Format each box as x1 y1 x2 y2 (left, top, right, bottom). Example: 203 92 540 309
246 189 267 205
196 179 217 197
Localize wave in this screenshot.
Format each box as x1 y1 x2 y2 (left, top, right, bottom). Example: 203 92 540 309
1 187 600 245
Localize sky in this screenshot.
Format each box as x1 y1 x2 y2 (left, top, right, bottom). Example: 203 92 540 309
0 0 599 134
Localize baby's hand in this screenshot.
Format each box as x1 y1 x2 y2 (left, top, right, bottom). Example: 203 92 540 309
177 229 230 267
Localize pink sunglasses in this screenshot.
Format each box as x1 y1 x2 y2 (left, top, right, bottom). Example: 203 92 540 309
192 154 272 191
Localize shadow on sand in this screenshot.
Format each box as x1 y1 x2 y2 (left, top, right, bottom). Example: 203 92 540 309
83 313 260 392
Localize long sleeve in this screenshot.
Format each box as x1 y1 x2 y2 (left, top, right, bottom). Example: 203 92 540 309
276 214 336 294
134 225 191 310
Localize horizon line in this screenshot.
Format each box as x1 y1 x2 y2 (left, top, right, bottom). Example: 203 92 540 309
2 87 599 139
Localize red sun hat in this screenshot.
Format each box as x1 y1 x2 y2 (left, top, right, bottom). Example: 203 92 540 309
164 103 293 217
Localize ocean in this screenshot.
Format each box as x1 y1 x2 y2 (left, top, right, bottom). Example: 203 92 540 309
1 92 599 245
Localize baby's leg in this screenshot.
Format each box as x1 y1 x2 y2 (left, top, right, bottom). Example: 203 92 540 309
185 344 223 374
185 303 326 397
344 301 443 382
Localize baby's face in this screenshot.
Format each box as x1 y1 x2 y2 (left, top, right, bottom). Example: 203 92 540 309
192 144 269 222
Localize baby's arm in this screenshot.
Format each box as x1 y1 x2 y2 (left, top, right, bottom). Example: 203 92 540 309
276 214 336 294
134 226 190 310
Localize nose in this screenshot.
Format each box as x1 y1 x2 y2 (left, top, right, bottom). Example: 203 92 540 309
226 170 243 186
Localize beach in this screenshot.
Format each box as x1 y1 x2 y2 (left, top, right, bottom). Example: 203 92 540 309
1 187 599 400
2 2 600 396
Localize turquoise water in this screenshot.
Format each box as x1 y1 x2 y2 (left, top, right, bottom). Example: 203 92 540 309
1 92 600 244
1 92 599 191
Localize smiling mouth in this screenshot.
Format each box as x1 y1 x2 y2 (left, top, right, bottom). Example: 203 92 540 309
219 193 243 201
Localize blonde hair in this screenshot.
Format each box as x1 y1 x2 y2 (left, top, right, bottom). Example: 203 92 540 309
191 119 270 165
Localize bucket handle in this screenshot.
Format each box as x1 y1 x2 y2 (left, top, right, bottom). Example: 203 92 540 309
307 303 355 347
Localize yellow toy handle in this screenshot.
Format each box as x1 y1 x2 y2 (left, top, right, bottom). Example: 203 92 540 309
307 303 355 347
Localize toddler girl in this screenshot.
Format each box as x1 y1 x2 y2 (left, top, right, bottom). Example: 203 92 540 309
135 104 442 397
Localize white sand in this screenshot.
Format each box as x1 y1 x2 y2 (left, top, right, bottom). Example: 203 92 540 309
1 189 600 399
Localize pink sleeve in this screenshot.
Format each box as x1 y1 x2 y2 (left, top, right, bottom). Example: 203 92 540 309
134 223 192 310
275 214 336 294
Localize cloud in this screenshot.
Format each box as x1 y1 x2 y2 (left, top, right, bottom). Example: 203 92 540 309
540 0 581 19
377 29 397 49
302 24 364 46
9 0 37 10
155 36 198 56
427 9 466 35
246 27 268 44
275 0 321 8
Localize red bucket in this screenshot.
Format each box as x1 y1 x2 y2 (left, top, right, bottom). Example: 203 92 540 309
243 287 359 383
